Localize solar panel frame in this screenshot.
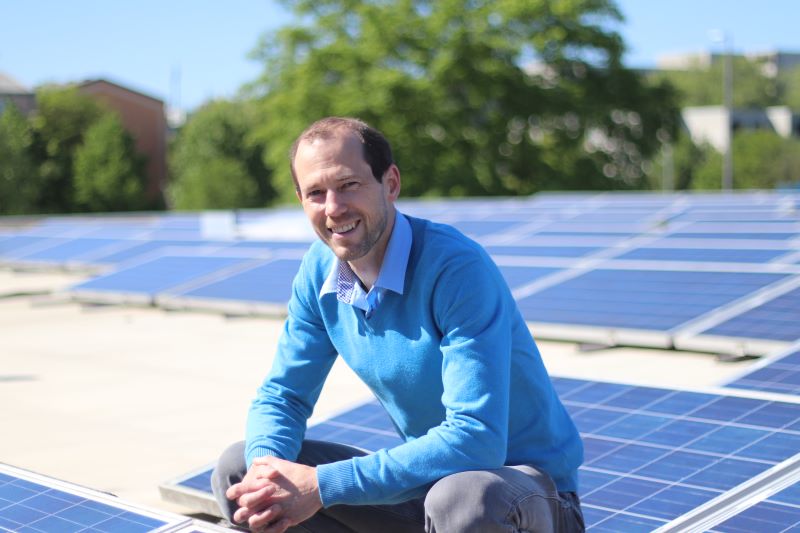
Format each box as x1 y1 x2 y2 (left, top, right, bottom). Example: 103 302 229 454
0 463 191 532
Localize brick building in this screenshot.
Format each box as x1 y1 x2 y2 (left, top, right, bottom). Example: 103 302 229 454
78 79 168 206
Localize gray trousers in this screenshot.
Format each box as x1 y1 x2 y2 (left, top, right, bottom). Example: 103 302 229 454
211 440 584 533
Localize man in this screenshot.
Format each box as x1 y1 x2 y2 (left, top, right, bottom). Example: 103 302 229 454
212 117 584 533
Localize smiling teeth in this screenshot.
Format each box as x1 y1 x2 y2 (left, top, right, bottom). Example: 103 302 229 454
331 222 357 234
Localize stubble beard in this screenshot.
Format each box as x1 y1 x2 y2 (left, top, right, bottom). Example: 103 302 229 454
325 201 389 263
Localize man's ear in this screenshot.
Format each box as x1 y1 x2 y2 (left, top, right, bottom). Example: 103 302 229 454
384 164 401 201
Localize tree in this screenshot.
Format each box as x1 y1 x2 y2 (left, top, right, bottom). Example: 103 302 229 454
251 0 680 201
0 104 39 214
691 130 800 190
73 113 146 212
169 99 274 209
29 87 106 212
779 66 800 111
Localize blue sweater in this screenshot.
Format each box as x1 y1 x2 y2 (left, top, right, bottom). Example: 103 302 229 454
245 216 583 506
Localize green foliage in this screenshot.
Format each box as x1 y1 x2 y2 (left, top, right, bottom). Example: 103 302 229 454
779 66 800 111
0 103 40 214
169 99 274 209
649 56 782 109
691 130 800 190
73 113 146 212
29 87 106 212
646 132 716 191
252 0 680 200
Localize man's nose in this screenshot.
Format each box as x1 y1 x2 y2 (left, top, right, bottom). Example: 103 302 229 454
325 190 346 217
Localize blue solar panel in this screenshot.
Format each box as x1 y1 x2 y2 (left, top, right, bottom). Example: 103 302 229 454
554 377 800 531
174 259 301 304
516 269 788 331
0 465 188 532
666 232 798 240
447 219 526 237
700 286 800 342
167 378 800 532
726 347 800 395
71 256 254 296
497 266 560 291
709 481 800 532
617 247 789 264
485 245 601 258
88 240 209 266
12 238 122 263
0 236 52 259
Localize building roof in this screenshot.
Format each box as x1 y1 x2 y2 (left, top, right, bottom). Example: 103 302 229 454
78 78 164 105
0 72 31 95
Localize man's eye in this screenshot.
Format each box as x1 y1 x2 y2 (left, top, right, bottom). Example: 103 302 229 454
343 181 358 190
307 190 323 198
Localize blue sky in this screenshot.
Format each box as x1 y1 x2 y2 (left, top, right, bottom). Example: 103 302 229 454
1 1 797 111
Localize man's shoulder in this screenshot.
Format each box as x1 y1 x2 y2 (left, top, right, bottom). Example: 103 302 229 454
407 215 487 261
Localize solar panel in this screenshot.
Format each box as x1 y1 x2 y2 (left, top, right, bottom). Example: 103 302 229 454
616 247 790 264
162 378 800 532
485 245 602 258
554 378 800 532
69 255 261 305
724 342 800 395
516 269 788 333
0 463 190 532
157 258 303 315
10 238 123 265
700 286 800 343
709 481 800 532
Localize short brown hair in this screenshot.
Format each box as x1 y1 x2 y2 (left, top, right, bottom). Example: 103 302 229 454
289 117 394 192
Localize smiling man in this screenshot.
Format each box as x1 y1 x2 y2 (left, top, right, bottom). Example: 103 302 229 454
211 117 585 533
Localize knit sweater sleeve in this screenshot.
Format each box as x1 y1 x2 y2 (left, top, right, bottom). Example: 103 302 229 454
245 254 338 467
316 251 512 506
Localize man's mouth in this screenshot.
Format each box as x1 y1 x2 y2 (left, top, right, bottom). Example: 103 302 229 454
328 221 359 235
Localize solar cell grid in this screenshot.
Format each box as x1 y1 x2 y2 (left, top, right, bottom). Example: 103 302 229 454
726 346 800 395
173 258 302 305
516 269 788 331
616 247 789 264
71 255 256 297
12 238 122 263
702 286 800 343
0 466 187 532
554 378 800 531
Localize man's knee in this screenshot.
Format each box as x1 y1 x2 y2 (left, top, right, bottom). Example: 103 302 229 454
425 470 511 532
211 441 247 522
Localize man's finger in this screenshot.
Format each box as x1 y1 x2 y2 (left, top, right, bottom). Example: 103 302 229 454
226 474 273 500
237 483 276 510
249 504 283 530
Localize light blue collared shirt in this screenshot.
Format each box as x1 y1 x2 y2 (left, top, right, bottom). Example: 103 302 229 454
320 212 412 318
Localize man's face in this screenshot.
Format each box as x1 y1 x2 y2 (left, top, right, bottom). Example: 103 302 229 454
293 131 400 267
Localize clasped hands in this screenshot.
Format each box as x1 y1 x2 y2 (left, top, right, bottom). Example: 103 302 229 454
226 456 323 532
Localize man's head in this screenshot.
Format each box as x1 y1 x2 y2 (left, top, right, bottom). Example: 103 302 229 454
291 117 401 271
289 117 394 193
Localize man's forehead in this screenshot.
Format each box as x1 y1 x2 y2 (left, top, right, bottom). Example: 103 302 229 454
296 130 365 166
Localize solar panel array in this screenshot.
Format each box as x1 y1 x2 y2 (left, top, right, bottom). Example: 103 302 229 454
160 377 800 532
5 191 800 531
2 191 799 356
